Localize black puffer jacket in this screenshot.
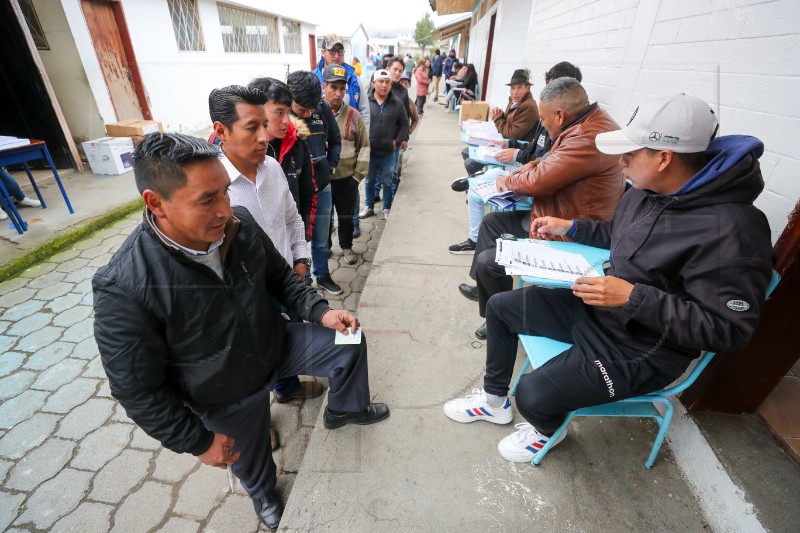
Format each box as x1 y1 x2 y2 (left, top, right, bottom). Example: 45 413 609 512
572 135 774 378
92 207 329 455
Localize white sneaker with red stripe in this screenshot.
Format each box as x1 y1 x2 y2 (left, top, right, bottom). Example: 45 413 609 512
497 423 567 462
443 388 513 425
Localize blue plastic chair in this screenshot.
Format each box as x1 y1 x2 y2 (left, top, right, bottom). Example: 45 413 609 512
510 270 781 468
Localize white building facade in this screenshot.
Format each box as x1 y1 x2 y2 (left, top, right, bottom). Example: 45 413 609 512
467 0 800 243
31 0 317 140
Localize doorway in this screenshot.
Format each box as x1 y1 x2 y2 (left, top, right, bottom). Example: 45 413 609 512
309 34 317 70
481 13 496 100
80 0 150 121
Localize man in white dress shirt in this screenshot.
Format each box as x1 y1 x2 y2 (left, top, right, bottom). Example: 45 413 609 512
208 85 324 445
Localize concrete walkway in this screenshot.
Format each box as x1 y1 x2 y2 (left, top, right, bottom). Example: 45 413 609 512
280 98 711 531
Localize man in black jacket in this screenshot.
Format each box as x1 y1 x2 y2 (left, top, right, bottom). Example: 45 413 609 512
93 133 389 530
359 69 409 220
287 70 343 294
444 94 773 464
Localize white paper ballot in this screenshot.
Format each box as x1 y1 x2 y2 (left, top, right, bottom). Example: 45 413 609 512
335 327 362 345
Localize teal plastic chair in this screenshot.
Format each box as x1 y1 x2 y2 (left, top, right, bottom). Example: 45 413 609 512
510 270 780 468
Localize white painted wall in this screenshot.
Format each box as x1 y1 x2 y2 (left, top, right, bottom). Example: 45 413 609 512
120 0 315 133
60 0 315 135
480 0 800 243
33 0 105 143
484 0 533 104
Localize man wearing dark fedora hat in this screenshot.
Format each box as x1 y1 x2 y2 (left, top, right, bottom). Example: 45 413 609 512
459 68 540 176
489 68 540 141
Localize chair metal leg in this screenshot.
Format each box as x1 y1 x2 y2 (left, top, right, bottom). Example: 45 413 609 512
532 412 574 466
510 358 530 396
23 162 46 208
645 398 673 469
41 145 74 214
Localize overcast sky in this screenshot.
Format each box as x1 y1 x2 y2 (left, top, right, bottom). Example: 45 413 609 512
275 0 467 37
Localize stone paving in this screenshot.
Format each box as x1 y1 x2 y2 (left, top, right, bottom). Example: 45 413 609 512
0 200 388 532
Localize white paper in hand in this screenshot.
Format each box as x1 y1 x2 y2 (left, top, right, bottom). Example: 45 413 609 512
335 327 362 345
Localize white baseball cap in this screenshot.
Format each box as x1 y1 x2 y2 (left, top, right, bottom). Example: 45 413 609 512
595 94 718 155
374 69 391 81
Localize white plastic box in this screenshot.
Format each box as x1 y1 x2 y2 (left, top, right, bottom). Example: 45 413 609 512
82 137 134 175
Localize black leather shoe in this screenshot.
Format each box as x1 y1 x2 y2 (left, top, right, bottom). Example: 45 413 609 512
475 322 487 340
451 177 470 192
324 402 390 429
458 283 479 302
252 492 282 531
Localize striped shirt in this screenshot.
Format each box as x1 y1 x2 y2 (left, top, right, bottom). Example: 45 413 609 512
222 153 307 266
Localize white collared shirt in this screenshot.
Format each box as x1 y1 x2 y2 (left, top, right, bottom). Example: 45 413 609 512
222 153 306 267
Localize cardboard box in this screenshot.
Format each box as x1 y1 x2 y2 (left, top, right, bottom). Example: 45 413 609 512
82 137 134 175
459 101 489 122
106 119 163 138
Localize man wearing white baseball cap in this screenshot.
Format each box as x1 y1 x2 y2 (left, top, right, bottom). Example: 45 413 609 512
444 93 774 463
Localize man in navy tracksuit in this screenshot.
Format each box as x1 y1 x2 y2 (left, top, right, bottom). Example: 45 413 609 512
444 94 774 463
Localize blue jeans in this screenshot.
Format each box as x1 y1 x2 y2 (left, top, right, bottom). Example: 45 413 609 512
373 147 402 207
0 169 25 212
309 184 333 279
364 152 395 210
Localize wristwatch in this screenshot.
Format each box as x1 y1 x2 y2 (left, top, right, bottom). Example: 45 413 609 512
293 258 309 266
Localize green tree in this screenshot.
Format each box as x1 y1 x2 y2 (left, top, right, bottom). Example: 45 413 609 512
414 13 435 56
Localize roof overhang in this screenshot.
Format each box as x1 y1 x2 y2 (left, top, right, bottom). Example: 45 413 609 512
429 0 476 16
436 16 471 40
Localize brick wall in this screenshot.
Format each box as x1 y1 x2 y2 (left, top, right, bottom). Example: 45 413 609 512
482 0 799 242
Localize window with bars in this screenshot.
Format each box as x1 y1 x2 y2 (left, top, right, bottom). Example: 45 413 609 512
18 0 49 50
167 0 205 51
217 4 279 53
282 20 301 54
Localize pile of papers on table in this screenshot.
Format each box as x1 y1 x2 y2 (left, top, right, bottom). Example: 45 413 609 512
0 136 30 150
469 174 527 210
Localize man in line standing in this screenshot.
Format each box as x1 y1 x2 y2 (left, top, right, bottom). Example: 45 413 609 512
361 70 408 220
93 132 389 530
287 70 343 294
322 64 371 265
313 34 369 130
431 49 443 102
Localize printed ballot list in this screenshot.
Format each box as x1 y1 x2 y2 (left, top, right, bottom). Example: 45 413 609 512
495 238 603 284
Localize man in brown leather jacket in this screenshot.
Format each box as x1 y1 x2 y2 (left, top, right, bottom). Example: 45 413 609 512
458 77 624 339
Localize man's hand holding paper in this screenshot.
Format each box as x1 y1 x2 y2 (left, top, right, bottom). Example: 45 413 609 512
571 276 634 307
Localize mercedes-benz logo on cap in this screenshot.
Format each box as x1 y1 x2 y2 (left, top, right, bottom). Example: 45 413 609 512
649 132 662 142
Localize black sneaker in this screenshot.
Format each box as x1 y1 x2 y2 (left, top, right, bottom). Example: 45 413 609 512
315 275 343 295
451 177 470 192
449 239 476 255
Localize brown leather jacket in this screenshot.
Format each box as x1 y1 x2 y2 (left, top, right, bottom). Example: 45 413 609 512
505 103 624 239
494 90 539 141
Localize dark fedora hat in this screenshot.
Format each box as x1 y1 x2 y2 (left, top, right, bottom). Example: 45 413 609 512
506 68 531 86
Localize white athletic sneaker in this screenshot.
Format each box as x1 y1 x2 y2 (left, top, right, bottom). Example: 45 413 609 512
0 210 7 221
359 206 375 219
382 209 390 220
18 196 41 208
443 388 513 424
497 422 567 463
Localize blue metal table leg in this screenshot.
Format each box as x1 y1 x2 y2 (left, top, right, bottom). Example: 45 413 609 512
42 145 74 214
23 162 47 208
0 181 27 234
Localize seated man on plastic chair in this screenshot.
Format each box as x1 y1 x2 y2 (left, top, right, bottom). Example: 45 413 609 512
447 61 585 255
444 94 774 463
